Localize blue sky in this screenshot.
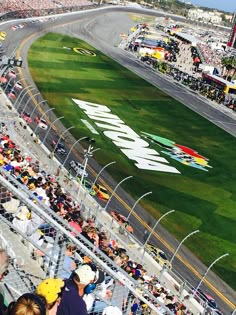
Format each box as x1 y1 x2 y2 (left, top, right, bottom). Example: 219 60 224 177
189 0 236 13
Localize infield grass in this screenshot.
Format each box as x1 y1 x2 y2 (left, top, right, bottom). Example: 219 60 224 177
28 32 236 289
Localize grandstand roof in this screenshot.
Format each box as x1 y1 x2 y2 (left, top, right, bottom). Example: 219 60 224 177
175 31 199 46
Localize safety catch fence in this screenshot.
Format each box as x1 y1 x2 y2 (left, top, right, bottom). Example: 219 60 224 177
0 168 176 315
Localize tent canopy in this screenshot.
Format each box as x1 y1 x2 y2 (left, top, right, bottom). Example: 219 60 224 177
175 32 199 46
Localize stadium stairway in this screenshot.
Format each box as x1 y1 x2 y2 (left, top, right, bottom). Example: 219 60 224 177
0 218 46 303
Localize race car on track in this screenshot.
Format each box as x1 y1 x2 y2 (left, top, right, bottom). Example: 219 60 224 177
51 140 67 155
7 69 16 79
110 211 133 233
194 289 223 314
69 160 88 178
7 90 16 100
14 82 23 90
92 183 110 201
0 31 6 41
34 116 48 130
145 243 172 269
78 179 96 196
21 112 33 124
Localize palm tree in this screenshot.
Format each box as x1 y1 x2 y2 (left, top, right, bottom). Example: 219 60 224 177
221 56 236 81
231 57 236 80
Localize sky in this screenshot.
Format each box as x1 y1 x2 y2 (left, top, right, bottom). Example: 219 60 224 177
189 0 236 13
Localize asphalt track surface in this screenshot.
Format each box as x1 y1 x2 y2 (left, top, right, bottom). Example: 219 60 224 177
1 7 236 313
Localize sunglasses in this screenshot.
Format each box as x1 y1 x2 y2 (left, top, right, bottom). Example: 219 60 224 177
2 270 9 277
0 270 9 280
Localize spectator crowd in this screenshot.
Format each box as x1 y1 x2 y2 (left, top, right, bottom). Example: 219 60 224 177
197 43 225 69
0 0 94 19
0 126 192 314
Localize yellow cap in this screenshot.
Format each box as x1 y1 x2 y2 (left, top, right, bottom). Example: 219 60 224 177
36 278 64 304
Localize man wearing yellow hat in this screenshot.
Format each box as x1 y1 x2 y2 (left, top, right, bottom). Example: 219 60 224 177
36 278 65 315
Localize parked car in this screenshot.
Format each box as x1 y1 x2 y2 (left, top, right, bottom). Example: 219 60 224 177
110 211 133 233
21 112 33 124
69 160 88 177
92 183 110 201
34 116 48 130
145 244 172 269
51 140 67 155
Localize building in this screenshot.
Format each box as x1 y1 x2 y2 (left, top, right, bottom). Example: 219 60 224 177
188 8 222 24
227 13 236 48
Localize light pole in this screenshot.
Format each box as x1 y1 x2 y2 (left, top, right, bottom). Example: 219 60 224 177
42 116 64 145
14 84 33 108
92 161 116 186
170 230 200 265
62 136 88 168
77 145 100 200
142 210 175 261
21 92 40 113
16 86 35 110
30 99 47 119
52 126 75 154
127 191 152 220
194 253 229 294
34 107 55 134
104 176 133 212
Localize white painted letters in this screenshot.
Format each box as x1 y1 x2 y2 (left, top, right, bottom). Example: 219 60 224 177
72 99 180 174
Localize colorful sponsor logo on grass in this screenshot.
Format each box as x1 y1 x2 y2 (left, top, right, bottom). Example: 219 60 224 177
73 99 180 174
141 132 212 172
73 99 212 173
73 48 96 56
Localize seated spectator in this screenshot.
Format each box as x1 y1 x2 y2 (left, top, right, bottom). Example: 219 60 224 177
57 264 100 315
82 218 95 228
64 212 82 235
60 244 77 279
113 252 129 267
84 274 112 313
12 205 31 234
0 249 9 315
7 293 47 315
36 278 65 315
176 303 186 315
37 243 77 278
81 226 99 248
165 295 176 312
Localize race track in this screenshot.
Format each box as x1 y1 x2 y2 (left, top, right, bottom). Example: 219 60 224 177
1 7 236 313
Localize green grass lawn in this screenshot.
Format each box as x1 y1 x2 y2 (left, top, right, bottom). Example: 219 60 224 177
28 32 236 289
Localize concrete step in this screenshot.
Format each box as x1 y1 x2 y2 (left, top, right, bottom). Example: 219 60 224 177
0 219 46 302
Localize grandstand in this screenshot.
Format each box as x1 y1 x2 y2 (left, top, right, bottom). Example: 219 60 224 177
0 0 92 15
0 0 93 19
